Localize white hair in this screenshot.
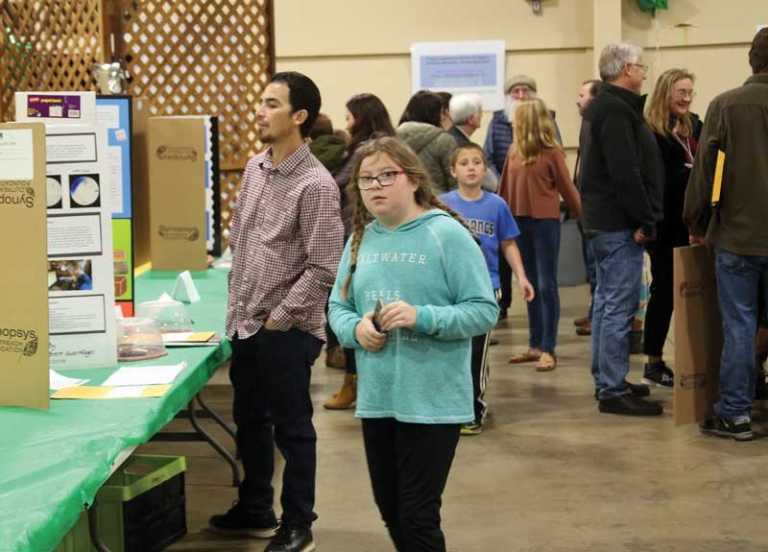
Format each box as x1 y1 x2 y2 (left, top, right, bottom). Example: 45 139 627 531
599 42 643 82
449 93 483 125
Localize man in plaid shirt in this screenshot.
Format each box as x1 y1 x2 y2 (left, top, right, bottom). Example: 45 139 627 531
210 72 344 552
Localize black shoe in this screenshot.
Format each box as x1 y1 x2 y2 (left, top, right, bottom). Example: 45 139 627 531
208 502 278 538
625 380 650 397
594 380 650 400
700 415 754 441
265 525 315 552
489 337 500 346
642 361 674 387
599 394 663 416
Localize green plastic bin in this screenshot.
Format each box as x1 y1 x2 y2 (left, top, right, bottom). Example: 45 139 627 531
57 454 187 552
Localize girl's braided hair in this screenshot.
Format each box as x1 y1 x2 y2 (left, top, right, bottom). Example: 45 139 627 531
340 136 472 298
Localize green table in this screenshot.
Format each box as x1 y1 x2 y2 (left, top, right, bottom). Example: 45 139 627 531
0 269 232 552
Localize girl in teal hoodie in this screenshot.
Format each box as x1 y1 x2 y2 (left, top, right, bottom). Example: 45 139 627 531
329 137 498 551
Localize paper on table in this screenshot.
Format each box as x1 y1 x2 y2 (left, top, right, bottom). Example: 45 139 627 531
49 370 88 390
102 362 187 387
163 331 216 343
51 384 171 400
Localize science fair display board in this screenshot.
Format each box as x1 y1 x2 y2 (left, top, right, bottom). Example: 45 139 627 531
0 122 50 408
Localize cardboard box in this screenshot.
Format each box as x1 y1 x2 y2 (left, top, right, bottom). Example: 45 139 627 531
0 122 49 409
673 245 722 425
147 117 208 271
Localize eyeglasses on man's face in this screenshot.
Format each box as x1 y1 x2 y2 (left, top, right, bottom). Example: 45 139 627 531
356 170 404 190
629 62 648 72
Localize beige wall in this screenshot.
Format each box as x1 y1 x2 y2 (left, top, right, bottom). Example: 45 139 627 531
275 0 765 168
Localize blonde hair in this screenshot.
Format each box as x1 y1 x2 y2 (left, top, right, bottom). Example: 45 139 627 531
646 68 695 138
513 98 561 165
341 136 471 298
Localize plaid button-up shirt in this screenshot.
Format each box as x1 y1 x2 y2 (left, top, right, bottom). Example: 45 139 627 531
225 143 344 341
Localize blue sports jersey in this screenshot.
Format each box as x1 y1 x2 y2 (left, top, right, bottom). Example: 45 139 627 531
440 190 520 289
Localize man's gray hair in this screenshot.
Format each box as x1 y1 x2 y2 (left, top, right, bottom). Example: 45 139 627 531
449 93 483 125
598 42 643 82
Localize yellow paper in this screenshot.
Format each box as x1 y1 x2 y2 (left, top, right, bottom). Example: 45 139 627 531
711 150 725 205
51 384 171 400
186 331 215 342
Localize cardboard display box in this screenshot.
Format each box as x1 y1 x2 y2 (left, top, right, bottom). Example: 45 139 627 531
673 245 722 425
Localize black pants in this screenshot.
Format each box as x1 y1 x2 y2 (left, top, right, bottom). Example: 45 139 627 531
362 418 460 552
230 329 322 527
643 245 674 357
471 333 491 424
499 252 512 311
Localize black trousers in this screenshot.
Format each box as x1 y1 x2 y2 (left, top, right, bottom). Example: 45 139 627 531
643 245 674 357
230 328 322 527
362 418 460 552
499 252 512 311
471 333 491 424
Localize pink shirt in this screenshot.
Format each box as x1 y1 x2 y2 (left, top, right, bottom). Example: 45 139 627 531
226 144 344 340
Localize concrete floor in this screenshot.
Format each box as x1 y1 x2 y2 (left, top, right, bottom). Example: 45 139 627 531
144 285 768 552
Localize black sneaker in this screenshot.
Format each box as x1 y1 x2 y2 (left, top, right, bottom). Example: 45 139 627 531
594 380 650 400
265 525 315 552
208 502 278 538
700 415 754 441
599 395 663 416
642 361 674 387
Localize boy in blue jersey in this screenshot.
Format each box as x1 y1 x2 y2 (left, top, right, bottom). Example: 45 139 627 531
441 143 535 434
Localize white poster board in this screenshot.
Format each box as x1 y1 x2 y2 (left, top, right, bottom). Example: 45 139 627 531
44 124 117 369
410 40 506 111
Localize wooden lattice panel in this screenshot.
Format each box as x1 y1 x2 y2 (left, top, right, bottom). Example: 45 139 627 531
220 169 243 241
118 0 273 244
0 0 105 121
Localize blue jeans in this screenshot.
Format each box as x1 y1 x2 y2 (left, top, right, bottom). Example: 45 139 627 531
578 222 597 319
590 230 643 399
516 217 561 353
714 249 768 419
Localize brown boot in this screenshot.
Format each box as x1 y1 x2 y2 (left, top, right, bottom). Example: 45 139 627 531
323 373 356 410
325 346 346 369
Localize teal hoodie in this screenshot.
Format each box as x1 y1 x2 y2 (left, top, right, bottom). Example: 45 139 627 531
329 209 499 423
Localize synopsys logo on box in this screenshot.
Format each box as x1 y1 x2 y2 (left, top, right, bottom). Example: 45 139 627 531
0 182 35 208
158 225 200 241
156 145 197 161
0 327 39 356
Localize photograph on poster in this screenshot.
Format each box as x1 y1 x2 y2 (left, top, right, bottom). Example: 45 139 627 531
46 133 97 164
69 174 101 208
48 213 103 257
48 259 93 291
46 175 63 209
49 295 106 335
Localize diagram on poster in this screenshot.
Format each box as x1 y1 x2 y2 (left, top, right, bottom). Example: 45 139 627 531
45 124 117 370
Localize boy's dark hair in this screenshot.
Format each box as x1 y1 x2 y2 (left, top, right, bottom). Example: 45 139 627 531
309 113 333 140
450 142 487 167
582 78 604 97
270 71 322 138
749 27 768 74
398 90 443 127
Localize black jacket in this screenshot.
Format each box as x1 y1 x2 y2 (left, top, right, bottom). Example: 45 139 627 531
652 114 703 248
580 84 664 236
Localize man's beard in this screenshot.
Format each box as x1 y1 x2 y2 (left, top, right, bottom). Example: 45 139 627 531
504 97 521 124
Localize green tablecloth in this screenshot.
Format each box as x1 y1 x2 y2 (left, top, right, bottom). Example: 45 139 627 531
0 268 231 552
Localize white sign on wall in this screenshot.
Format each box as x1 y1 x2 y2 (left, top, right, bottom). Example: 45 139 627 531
410 40 506 111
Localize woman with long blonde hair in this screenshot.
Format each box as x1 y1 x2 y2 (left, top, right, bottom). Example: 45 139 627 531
641 68 702 387
499 98 582 372
328 136 498 551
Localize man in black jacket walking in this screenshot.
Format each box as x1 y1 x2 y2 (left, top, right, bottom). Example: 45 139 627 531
581 42 664 416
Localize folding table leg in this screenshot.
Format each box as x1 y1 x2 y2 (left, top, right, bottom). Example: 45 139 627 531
88 501 111 552
188 395 242 486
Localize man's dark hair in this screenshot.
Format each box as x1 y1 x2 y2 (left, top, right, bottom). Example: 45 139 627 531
749 27 768 74
270 71 322 138
582 78 604 97
398 90 443 127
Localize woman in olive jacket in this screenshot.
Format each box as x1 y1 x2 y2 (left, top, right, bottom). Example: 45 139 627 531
642 68 703 387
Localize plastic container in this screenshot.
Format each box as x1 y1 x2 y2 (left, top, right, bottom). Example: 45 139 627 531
55 455 187 552
136 299 193 333
117 317 167 361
